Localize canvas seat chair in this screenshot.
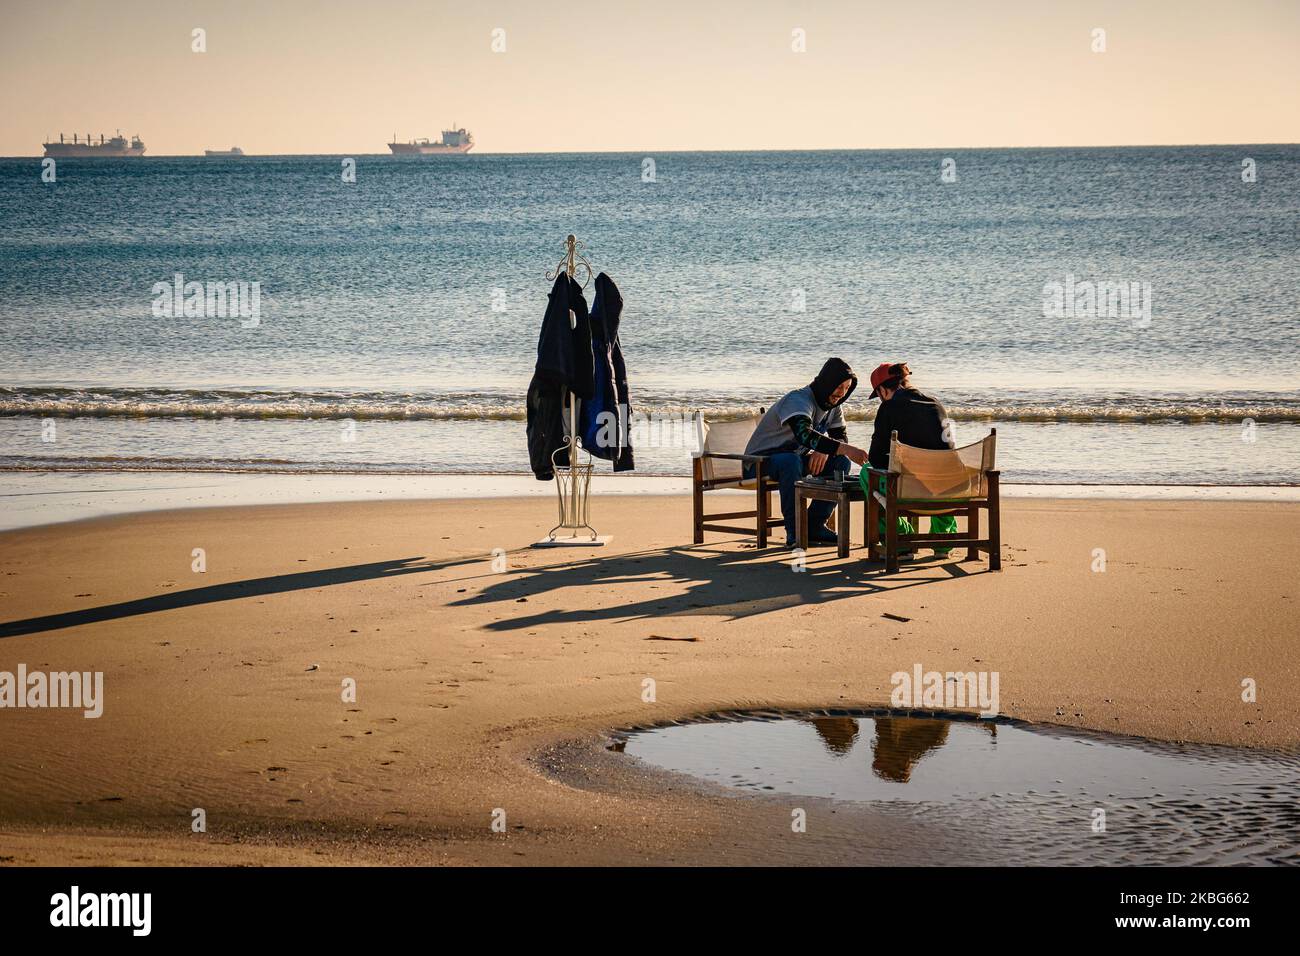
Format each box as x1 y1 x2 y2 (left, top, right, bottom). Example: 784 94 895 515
691 410 782 547
866 428 1001 572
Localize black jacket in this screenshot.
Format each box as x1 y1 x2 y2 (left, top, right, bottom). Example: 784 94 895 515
868 387 950 469
579 272 634 471
526 274 593 480
533 273 594 399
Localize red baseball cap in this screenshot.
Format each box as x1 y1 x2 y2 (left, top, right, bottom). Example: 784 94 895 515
868 362 899 398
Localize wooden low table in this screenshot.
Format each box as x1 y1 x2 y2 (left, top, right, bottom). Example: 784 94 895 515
795 477 866 558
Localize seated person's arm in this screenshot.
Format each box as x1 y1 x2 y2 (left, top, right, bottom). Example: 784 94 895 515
935 400 954 448
786 415 840 455
789 418 870 467
825 407 869 466
868 408 892 470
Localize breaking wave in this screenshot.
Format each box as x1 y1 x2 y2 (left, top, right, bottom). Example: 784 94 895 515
3 385 1299 425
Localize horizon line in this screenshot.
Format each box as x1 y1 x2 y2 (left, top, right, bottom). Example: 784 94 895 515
6 141 1299 159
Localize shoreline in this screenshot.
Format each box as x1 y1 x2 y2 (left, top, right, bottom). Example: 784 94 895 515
3 470 1300 532
1 493 1296 864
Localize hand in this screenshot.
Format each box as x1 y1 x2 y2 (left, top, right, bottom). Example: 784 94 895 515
808 451 829 476
842 444 869 467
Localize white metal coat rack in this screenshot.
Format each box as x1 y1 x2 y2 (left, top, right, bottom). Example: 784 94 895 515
534 234 610 547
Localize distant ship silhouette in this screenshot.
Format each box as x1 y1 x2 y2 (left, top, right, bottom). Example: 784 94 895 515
44 131 145 157
388 126 473 155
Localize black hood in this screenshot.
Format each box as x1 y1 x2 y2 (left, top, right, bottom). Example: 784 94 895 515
810 357 858 409
591 272 623 341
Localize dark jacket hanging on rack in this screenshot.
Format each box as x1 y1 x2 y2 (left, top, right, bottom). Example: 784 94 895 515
526 273 593 480
579 272 635 472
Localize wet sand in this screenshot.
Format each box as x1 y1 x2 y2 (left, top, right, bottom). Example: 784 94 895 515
0 496 1296 865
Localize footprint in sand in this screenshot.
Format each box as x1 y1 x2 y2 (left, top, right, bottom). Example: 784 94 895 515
216 737 269 757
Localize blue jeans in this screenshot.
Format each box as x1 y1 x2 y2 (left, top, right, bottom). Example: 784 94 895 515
746 452 851 543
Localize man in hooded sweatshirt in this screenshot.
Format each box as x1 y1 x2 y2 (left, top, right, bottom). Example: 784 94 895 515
743 358 870 547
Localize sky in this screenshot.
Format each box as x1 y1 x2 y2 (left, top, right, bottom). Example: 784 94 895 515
1 0 1297 155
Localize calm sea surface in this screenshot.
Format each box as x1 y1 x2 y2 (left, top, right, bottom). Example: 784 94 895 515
1 148 1297 482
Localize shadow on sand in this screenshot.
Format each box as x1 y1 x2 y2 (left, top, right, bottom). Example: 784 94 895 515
445 542 984 631
0 541 989 639
0 556 440 639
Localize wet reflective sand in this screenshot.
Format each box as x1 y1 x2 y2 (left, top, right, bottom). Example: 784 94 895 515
621 713 1300 865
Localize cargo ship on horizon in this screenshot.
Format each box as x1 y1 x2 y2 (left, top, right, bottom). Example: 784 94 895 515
387 126 473 155
43 131 145 157
204 147 245 157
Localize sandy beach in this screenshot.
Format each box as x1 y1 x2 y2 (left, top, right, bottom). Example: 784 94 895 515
1 494 1296 866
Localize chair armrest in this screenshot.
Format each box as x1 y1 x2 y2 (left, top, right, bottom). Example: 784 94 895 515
696 452 766 462
865 467 892 479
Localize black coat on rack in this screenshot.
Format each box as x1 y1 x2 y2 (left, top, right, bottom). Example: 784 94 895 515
579 272 634 472
526 272 594 479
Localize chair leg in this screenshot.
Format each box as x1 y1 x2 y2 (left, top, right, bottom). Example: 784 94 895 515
837 493 850 559
796 491 809 551
861 496 868 555
966 506 979 562
884 486 899 573
691 458 704 544
756 474 768 549
987 473 1002 571
866 487 878 560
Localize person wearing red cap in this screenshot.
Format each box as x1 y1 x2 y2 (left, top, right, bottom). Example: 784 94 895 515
861 362 958 558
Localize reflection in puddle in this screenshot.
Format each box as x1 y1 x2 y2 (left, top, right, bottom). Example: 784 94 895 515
622 714 1300 864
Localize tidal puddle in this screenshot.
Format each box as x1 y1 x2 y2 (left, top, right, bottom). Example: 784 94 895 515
620 713 1300 865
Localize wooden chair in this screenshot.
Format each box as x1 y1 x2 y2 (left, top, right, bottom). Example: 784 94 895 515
866 428 1001 573
691 410 782 547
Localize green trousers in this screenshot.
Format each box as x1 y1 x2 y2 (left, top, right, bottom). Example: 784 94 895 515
859 471 958 542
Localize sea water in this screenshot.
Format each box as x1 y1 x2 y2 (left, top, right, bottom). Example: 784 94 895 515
2 148 1297 483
